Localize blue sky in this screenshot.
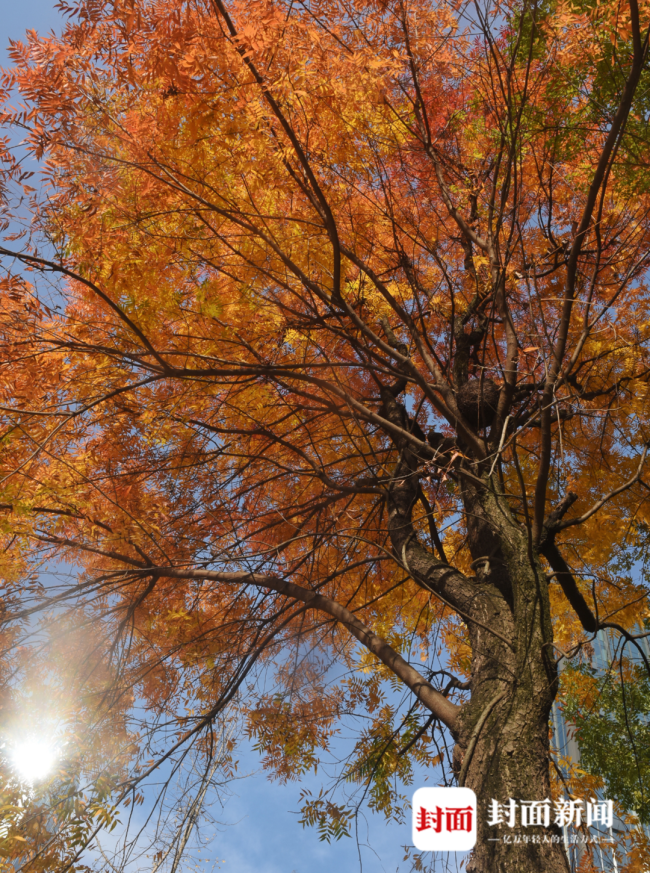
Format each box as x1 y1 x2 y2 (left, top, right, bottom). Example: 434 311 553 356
0 5 444 872
2 1 64 66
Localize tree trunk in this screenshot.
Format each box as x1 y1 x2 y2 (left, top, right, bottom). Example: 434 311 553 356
382 394 570 872
457 486 570 873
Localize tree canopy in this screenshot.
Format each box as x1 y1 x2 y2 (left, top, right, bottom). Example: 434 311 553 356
2 0 650 870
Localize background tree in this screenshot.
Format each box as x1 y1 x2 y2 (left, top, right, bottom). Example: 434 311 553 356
1 0 650 870
563 652 650 827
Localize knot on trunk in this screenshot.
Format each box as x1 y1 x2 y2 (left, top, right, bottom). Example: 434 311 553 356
456 379 499 429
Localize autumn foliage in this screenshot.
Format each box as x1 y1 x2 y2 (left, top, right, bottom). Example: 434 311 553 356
1 0 650 870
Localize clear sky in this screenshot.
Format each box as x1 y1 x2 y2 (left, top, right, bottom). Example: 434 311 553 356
0 5 436 872
2 1 64 65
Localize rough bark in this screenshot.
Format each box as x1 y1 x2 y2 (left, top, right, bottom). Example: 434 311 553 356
382 392 570 873
457 486 569 873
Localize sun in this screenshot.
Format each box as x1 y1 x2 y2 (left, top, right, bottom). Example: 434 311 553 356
11 739 57 784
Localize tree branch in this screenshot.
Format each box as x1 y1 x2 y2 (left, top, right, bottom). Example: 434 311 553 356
156 568 461 733
539 540 598 634
553 446 649 531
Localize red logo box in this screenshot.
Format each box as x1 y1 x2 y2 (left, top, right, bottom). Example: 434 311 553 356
412 787 477 852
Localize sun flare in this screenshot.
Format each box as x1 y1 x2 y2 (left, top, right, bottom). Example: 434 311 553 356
11 739 57 784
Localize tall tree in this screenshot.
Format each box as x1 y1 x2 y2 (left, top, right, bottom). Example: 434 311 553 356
1 0 650 870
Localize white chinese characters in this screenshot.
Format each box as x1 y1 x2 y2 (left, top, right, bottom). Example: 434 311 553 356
487 798 613 829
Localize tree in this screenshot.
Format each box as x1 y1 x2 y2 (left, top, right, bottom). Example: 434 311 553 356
1 0 650 870
563 652 650 827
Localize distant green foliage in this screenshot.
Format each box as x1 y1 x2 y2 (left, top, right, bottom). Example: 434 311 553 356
562 661 650 824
